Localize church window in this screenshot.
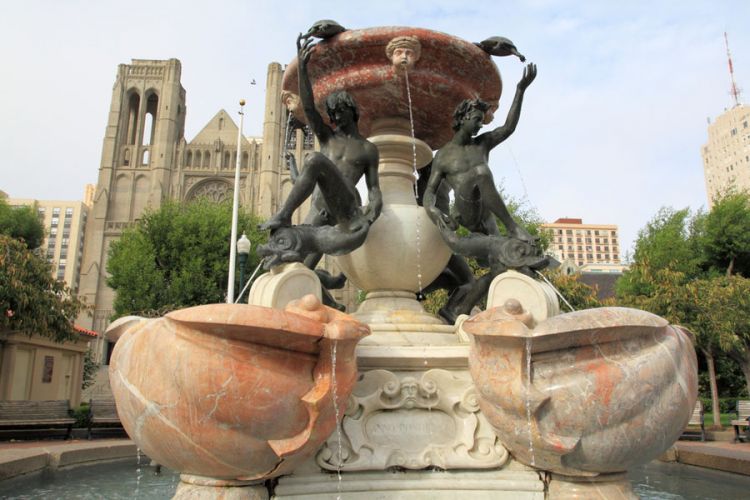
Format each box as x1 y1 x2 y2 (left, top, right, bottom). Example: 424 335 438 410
219 118 224 130
126 92 140 145
194 151 202 168
123 148 131 166
223 151 231 169
242 152 249 169
203 151 211 168
141 93 159 146
186 151 193 167
142 149 150 166
303 126 314 149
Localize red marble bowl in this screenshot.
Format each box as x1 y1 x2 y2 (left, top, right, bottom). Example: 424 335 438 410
108 297 369 482
464 306 698 476
283 27 502 149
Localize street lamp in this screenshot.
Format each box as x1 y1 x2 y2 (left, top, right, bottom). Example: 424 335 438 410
237 232 251 300
226 99 245 303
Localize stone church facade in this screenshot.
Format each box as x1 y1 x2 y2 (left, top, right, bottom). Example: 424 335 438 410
78 58 355 362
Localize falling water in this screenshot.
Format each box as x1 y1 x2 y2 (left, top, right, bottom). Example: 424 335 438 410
524 338 536 467
331 340 343 499
403 67 423 297
534 270 576 312
135 448 142 497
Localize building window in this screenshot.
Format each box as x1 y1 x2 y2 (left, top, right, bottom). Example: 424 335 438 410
50 227 58 236
65 207 73 216
51 217 59 226
303 126 314 149
52 207 60 215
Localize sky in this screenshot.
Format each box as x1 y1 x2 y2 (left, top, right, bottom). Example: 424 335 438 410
2 0 749 259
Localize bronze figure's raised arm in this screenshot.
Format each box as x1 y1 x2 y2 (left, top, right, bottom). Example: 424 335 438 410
424 63 537 243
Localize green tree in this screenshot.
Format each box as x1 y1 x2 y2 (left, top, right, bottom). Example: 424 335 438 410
106 198 267 318
0 234 85 341
0 197 45 249
542 269 608 311
702 192 750 277
616 201 750 426
616 207 702 298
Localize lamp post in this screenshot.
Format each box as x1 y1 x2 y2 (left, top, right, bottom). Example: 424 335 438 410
226 99 245 303
237 233 251 300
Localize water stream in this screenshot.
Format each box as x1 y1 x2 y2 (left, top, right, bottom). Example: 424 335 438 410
403 67 423 298
330 340 343 499
135 448 142 497
524 338 536 467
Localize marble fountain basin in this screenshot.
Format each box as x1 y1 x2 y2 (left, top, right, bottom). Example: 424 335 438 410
107 295 369 484
282 26 502 150
462 305 698 477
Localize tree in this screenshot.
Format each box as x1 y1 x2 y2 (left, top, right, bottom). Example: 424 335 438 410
0 197 45 249
616 202 750 427
702 192 750 277
616 207 702 298
542 269 609 311
693 276 750 397
0 234 85 342
106 198 267 318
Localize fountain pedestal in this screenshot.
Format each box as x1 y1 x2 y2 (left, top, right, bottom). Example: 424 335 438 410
336 118 451 327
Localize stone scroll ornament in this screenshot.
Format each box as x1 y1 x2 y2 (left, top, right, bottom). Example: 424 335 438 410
315 369 508 471
107 295 369 487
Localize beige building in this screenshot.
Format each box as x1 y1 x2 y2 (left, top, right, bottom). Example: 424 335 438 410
0 327 95 406
77 58 358 361
8 192 91 293
701 103 750 207
542 218 622 267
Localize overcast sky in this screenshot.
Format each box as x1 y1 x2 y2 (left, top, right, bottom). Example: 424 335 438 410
2 1 749 258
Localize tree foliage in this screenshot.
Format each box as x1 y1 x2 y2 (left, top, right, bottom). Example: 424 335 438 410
0 197 45 249
107 198 267 318
0 234 85 341
616 194 750 413
702 192 750 277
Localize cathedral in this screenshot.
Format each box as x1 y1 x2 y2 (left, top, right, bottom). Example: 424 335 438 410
77 58 354 361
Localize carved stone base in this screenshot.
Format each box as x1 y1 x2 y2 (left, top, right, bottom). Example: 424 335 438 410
548 473 637 500
316 368 508 471
175 475 269 500
273 460 544 499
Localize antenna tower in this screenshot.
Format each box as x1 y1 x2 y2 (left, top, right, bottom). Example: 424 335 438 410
724 32 743 106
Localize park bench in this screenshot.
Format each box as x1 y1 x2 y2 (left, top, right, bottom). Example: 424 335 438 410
680 399 705 441
0 400 74 439
87 398 124 439
731 399 750 443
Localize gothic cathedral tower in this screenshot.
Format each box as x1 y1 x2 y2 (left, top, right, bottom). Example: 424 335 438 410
78 59 186 339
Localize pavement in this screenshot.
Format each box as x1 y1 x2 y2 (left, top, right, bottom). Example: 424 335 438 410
0 436 748 482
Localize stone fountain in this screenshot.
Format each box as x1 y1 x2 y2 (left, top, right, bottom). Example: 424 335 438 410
107 24 697 500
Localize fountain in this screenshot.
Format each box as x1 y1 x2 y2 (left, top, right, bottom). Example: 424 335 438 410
106 23 697 499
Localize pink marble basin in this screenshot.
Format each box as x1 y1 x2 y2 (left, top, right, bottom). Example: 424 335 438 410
463 306 698 476
108 295 369 483
283 27 502 149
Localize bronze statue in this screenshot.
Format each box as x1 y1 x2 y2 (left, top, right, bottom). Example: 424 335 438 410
475 36 526 62
260 33 382 309
422 63 548 321
261 35 381 235
424 63 537 243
